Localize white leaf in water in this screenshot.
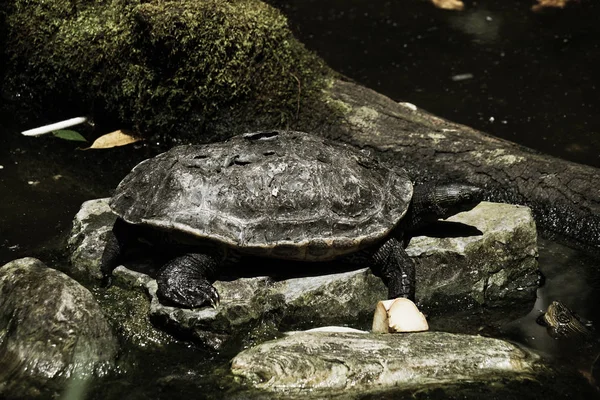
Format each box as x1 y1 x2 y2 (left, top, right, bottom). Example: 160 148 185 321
22 117 87 136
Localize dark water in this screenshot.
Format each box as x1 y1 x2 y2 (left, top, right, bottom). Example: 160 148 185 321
1 0 600 398
269 0 600 168
0 124 151 265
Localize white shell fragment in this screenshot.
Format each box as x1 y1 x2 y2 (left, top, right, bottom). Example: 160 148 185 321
286 326 369 335
372 298 429 333
399 102 418 111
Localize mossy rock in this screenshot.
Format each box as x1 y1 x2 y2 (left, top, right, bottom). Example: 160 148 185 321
3 0 334 142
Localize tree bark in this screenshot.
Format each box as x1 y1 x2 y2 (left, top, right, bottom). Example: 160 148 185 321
319 78 600 253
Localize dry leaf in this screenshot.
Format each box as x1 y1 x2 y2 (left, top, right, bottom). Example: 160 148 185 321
83 130 141 150
532 0 571 11
431 0 465 11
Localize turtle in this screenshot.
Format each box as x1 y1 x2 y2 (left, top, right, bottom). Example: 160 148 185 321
536 301 600 388
537 301 594 339
101 130 483 309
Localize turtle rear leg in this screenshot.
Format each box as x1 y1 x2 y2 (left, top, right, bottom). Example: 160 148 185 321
156 253 221 308
100 218 132 287
371 237 416 301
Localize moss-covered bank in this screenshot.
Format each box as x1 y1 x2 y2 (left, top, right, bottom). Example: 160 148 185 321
2 0 335 143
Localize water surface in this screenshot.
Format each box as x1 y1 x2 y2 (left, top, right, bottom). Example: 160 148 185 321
270 0 600 167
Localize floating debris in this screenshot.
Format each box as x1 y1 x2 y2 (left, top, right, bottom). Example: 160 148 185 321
82 130 141 150
21 117 87 137
532 0 573 12
431 0 464 11
451 73 474 82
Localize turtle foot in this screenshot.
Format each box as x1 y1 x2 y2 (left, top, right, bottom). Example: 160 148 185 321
157 278 220 309
156 254 221 309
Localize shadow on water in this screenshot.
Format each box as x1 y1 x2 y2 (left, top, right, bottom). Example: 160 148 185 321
500 238 600 394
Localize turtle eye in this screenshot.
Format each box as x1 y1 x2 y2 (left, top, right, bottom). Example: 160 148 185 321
557 313 571 324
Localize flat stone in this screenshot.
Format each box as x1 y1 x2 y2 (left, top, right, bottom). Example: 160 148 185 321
231 330 543 394
114 265 383 348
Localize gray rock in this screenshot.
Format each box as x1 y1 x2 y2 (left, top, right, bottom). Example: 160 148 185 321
68 199 538 347
0 258 119 399
409 201 539 311
230 330 544 395
68 199 117 281
115 265 385 348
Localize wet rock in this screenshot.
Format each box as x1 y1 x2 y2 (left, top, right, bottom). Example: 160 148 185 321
95 283 175 350
68 199 538 347
115 265 384 349
68 199 118 282
0 258 119 399
409 201 539 312
230 330 544 394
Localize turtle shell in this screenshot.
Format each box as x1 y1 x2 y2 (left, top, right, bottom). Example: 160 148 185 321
110 131 413 261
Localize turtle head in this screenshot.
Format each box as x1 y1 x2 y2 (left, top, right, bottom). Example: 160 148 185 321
539 301 592 339
409 183 484 229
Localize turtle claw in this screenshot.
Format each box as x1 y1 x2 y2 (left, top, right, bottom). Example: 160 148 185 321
156 276 221 309
202 283 220 309
101 274 113 288
209 290 220 309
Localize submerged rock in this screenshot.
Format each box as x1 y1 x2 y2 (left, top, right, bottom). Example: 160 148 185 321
231 330 543 394
0 258 119 399
68 198 538 347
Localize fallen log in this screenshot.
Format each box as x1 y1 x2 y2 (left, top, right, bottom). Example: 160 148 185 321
319 78 600 253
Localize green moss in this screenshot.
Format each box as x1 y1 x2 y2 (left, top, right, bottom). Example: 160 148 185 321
93 284 173 350
3 0 336 142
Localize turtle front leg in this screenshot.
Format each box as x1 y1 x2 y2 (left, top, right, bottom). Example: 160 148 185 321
371 237 416 301
156 253 221 309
